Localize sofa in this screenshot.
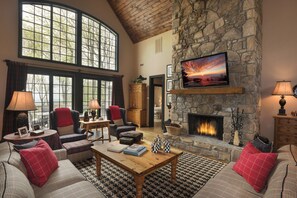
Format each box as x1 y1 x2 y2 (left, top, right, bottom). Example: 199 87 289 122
0 144 105 198
194 144 297 198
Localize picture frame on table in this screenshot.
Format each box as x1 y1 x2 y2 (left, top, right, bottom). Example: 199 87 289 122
167 93 172 105
166 64 172 78
33 124 40 131
166 79 173 92
18 126 28 137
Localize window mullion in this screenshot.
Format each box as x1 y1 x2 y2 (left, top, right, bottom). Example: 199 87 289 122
77 11 82 66
50 5 53 61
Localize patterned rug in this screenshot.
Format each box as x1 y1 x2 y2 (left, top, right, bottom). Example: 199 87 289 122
74 153 226 198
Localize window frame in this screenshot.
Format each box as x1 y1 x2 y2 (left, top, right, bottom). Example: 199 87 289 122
18 0 119 72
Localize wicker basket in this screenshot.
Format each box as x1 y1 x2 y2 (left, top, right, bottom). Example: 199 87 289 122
166 125 182 136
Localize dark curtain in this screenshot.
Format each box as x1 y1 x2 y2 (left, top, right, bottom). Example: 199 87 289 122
112 75 124 108
2 60 28 137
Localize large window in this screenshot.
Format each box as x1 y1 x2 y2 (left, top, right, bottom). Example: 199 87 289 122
26 74 50 128
26 70 113 127
20 1 118 71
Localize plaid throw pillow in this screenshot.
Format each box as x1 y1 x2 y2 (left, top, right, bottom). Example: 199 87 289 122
233 142 278 192
20 139 58 187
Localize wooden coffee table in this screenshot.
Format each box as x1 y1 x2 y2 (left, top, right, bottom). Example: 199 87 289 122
91 140 183 198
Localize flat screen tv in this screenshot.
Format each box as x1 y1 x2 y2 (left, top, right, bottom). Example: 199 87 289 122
181 52 229 88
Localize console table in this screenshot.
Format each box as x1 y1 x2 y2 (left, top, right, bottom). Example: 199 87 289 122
80 120 111 143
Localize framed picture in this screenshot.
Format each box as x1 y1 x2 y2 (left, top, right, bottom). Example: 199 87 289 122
166 93 172 105
18 126 28 137
166 79 173 92
33 124 40 131
166 64 172 78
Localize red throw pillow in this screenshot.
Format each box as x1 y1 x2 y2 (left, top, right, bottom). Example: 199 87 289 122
233 142 278 192
20 139 58 187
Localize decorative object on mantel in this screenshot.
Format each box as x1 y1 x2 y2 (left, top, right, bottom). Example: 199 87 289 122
229 107 244 147
133 75 147 83
272 80 293 116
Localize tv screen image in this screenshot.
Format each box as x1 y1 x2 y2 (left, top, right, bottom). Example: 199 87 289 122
181 52 229 88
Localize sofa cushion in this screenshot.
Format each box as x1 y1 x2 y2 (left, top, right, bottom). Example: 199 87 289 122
40 181 105 198
20 140 58 187
0 162 35 198
33 159 86 197
60 133 87 144
13 140 38 152
252 136 272 153
264 163 297 198
277 144 297 165
57 125 74 136
193 163 264 198
8 150 28 177
233 143 278 192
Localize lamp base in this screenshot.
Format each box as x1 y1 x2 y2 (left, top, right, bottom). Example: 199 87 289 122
16 112 29 129
91 110 96 121
278 109 286 116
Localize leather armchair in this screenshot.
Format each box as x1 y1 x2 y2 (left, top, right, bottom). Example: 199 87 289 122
106 108 136 139
50 110 87 143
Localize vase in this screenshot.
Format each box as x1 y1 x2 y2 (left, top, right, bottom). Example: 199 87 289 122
233 130 240 146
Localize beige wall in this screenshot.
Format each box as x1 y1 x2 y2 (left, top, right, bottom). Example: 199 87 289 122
0 0 135 139
134 30 172 120
261 0 297 140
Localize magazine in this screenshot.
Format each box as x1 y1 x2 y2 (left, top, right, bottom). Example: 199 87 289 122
123 147 147 156
107 144 129 153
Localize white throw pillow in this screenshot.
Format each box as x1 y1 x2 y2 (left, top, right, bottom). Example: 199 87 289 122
57 125 74 136
113 119 124 126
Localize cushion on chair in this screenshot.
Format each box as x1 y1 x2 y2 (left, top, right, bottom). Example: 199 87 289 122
113 119 124 126
63 140 93 155
57 125 74 136
20 140 58 187
60 133 87 144
0 162 35 198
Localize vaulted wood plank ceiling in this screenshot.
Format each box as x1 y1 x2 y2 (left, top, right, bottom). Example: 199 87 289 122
107 0 173 43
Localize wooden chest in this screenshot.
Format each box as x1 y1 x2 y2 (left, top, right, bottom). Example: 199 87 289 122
274 115 297 149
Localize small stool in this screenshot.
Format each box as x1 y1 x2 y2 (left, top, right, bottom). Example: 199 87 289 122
63 139 93 162
119 131 143 144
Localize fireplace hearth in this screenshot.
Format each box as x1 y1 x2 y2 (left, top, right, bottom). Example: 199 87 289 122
188 113 223 140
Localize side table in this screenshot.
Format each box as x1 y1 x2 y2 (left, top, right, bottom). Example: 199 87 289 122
80 120 111 143
3 129 57 143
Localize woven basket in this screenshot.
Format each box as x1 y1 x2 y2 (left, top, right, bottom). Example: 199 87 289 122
166 125 182 136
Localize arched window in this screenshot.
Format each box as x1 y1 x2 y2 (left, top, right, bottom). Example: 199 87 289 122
20 1 118 71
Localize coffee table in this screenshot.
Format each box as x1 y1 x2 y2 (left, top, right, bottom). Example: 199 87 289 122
91 140 183 198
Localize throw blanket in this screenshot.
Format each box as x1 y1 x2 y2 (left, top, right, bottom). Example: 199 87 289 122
55 108 73 127
109 105 121 120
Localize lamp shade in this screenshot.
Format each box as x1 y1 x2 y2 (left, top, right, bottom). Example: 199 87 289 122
272 81 293 95
6 91 37 111
88 99 100 110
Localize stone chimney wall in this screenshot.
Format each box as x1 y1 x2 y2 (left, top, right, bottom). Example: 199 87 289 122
171 0 262 143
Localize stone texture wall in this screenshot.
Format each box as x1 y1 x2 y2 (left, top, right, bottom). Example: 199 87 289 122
171 0 262 144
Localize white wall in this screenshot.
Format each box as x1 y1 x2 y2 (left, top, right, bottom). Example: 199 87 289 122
261 0 297 140
0 0 135 139
134 30 173 121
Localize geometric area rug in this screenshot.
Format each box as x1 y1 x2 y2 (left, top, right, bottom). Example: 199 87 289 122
74 153 226 198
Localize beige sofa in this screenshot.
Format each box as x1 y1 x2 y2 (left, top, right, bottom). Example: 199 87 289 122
194 144 297 198
0 144 105 198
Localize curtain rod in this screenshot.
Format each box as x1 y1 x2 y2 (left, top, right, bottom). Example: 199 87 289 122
3 59 123 78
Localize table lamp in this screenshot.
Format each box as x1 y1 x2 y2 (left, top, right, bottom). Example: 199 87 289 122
6 91 37 129
88 99 100 121
272 80 293 115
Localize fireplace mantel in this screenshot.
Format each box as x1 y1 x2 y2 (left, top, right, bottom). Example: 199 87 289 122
169 87 244 95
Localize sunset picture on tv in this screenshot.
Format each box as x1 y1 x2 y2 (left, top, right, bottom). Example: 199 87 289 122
181 52 229 88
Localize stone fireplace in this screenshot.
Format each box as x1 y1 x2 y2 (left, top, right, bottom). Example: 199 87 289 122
188 113 223 140
170 0 262 144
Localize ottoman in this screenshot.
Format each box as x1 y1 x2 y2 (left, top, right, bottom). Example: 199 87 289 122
119 131 143 145
63 139 93 162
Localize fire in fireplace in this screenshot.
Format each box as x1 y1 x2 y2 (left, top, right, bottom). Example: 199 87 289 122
188 113 223 140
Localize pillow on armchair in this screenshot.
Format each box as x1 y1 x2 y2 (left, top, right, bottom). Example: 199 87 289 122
57 125 74 136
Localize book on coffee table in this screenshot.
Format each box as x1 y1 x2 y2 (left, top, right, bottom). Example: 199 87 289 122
123 147 147 156
123 144 147 156
107 144 129 153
